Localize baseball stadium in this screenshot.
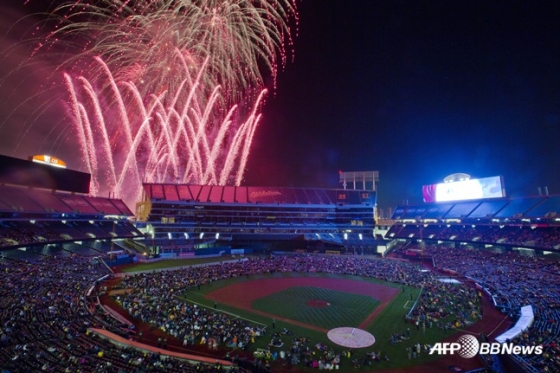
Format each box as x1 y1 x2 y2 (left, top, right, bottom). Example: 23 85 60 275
0 1 558 373
0 157 556 373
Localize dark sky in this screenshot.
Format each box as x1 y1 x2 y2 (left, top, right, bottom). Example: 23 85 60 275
2 1 560 211
244 0 560 211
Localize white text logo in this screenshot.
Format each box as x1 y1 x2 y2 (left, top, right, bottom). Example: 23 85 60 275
429 334 543 358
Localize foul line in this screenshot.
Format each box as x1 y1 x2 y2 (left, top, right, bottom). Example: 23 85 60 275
487 314 512 337
403 300 415 309
452 328 478 335
176 295 267 327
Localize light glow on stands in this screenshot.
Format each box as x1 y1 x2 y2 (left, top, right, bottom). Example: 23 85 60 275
423 176 505 203
184 233 189 239
104 215 129 220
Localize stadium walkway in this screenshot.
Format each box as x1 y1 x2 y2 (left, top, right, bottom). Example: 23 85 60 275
90 328 234 367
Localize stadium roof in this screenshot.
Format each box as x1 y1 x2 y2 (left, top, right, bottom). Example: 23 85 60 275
0 185 132 216
391 195 560 221
143 184 375 205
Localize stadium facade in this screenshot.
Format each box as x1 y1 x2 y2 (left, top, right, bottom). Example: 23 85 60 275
0 155 140 258
387 195 560 254
136 183 378 256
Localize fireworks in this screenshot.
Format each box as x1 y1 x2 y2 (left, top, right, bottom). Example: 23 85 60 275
66 55 266 203
31 0 297 204
44 0 297 105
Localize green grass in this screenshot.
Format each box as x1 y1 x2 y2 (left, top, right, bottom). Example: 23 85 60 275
252 286 380 329
119 256 229 272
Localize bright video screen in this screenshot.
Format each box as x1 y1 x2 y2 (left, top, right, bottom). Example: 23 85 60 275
422 176 504 203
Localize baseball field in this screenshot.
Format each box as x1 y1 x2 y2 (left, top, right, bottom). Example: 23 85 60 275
112 258 507 372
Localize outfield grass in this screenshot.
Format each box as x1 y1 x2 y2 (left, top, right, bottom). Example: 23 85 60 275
119 256 230 273
252 286 380 329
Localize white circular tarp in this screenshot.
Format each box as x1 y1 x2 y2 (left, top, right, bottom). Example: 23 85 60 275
327 327 375 348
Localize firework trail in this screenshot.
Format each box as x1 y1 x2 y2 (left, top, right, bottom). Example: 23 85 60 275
65 55 266 204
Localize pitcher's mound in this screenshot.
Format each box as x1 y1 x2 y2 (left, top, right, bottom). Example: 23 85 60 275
327 327 375 348
306 299 330 308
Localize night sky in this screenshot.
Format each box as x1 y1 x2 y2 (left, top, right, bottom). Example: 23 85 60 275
2 1 560 212
245 0 560 212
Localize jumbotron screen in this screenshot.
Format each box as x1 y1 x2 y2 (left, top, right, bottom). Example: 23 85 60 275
422 176 505 203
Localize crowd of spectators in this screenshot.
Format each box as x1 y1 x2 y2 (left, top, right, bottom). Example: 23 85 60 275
414 244 560 373
0 252 234 373
387 224 560 250
3 241 556 372
0 221 61 247
0 250 444 373
407 278 481 331
0 220 139 248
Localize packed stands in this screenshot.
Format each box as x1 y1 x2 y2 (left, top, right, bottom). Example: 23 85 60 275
392 243 560 372
385 194 560 372
386 223 560 251
0 251 234 373
1 246 439 373
2 230 558 372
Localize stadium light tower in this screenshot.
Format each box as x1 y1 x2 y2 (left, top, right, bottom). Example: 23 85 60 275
339 170 379 224
339 171 379 191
